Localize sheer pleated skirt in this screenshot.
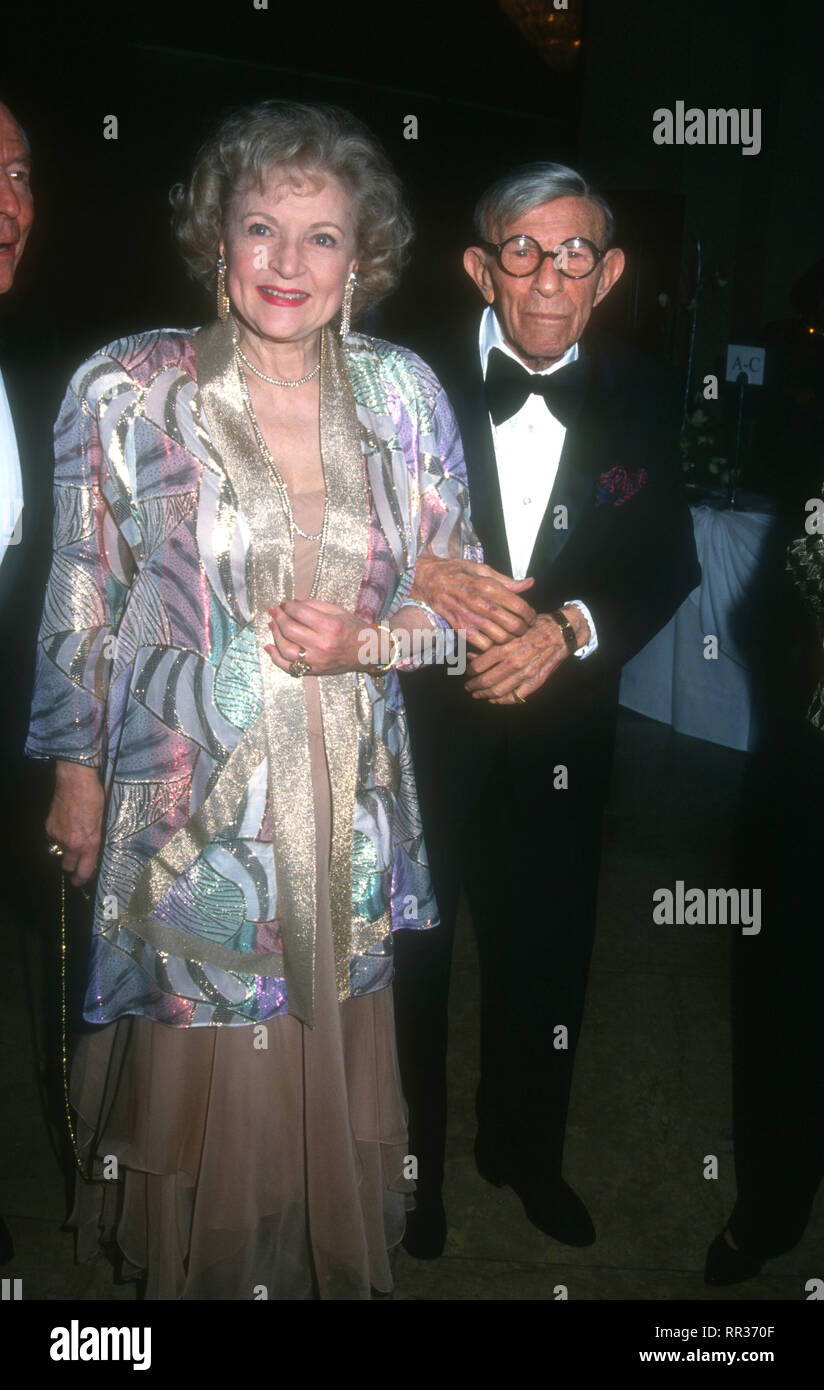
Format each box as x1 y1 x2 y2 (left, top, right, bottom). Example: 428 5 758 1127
68 972 412 1299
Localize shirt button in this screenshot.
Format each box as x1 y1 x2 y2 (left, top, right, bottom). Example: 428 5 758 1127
523 496 532 505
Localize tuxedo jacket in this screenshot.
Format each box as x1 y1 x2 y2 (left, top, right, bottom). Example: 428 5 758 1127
0 294 59 758
401 321 701 804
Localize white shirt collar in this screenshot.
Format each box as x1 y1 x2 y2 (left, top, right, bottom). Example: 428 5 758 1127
479 304 579 380
0 365 23 569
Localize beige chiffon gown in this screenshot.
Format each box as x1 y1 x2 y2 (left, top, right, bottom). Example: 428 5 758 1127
68 486 415 1299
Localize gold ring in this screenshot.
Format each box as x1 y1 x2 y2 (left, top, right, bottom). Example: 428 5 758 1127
513 693 526 704
288 647 312 678
47 841 64 857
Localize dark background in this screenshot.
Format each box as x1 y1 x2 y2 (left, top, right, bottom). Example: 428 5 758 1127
2 0 822 489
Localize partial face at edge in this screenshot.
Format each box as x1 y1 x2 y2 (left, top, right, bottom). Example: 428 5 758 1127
463 195 625 370
0 103 34 294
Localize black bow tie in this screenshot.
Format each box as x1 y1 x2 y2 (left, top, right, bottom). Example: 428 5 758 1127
485 346 584 427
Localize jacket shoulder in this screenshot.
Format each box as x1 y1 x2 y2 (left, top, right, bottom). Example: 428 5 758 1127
587 332 680 401
66 328 198 408
344 331 446 415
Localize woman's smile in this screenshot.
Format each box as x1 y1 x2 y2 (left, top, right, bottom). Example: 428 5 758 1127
256 285 312 306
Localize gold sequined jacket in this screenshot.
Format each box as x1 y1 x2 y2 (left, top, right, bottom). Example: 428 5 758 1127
26 320 481 1026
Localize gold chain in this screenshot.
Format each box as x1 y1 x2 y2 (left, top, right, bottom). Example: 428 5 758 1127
236 358 330 581
234 339 320 387
59 872 90 1179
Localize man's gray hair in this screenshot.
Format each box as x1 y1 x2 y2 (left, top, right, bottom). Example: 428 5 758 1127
473 162 614 248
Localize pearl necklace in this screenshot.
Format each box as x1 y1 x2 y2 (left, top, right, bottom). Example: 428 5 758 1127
236 358 328 554
233 329 320 387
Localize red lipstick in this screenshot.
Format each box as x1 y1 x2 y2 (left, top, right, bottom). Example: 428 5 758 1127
257 285 310 307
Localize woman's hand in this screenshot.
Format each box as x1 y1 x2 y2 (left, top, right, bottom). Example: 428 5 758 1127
265 599 374 676
45 761 105 887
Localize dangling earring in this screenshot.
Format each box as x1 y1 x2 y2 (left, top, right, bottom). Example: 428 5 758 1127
216 255 230 322
339 270 357 340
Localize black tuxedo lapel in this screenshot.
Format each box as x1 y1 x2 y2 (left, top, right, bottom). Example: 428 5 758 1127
525 346 596 576
0 297 59 596
0 297 59 753
0 352 28 611
442 330 511 575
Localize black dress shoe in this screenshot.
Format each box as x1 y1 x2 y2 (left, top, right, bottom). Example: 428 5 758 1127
704 1230 764 1286
402 1198 447 1259
475 1140 595 1247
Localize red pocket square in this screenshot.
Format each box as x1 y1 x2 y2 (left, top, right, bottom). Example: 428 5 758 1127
595 465 648 507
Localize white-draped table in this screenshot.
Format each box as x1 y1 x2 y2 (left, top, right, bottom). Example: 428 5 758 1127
618 500 777 751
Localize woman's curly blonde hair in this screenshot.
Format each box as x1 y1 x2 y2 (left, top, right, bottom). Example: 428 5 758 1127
171 101 414 322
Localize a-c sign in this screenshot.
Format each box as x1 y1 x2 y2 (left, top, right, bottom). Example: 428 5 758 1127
725 345 765 385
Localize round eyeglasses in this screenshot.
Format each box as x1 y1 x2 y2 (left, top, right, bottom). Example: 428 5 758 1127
480 235 606 279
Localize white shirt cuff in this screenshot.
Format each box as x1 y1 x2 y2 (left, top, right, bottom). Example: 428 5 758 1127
564 599 598 658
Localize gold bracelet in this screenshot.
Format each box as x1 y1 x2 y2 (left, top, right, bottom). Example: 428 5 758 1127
368 623 400 675
550 608 578 656
398 597 440 629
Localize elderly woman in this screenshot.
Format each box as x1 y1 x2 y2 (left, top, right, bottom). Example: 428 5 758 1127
26 101 480 1300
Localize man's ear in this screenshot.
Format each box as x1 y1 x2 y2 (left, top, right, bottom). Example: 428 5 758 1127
593 247 625 307
463 246 496 305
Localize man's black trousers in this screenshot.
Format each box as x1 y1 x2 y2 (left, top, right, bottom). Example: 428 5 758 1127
395 679 611 1201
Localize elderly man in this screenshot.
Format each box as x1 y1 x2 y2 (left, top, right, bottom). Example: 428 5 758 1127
395 163 700 1257
0 99 53 753
0 97 35 1271
0 100 57 1267
0 100 34 576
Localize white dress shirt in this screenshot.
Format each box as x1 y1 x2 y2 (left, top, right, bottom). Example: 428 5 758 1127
0 366 24 571
479 307 597 657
